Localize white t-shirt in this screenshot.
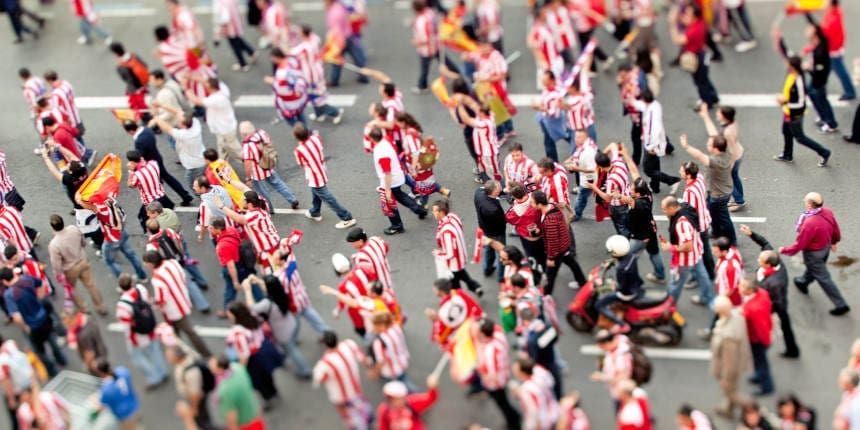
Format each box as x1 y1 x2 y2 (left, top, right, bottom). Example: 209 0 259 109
172 119 207 169
202 90 237 135
372 139 405 188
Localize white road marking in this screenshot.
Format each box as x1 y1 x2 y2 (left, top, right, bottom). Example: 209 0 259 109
97 7 156 17
653 215 767 223
393 0 410 9
108 322 232 338
173 206 306 215
233 94 357 107
580 344 711 360
509 93 849 108
76 97 134 109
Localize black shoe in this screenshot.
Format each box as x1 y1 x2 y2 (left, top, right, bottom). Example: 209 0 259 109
418 211 428 220
781 351 800 359
711 54 724 62
383 227 404 235
839 95 856 101
793 277 809 294
37 18 45 28
483 267 495 277
669 57 680 67
198 284 209 291
773 155 793 163
291 200 300 210
844 135 859 143
180 199 194 207
830 305 851 316
473 286 484 298
747 376 761 385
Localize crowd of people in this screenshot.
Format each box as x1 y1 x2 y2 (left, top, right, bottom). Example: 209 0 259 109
1 0 859 428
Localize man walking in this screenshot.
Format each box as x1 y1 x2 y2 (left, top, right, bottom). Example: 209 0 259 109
239 121 300 212
75 197 148 281
292 123 356 229
346 228 394 291
474 318 521 430
45 71 86 142
313 331 371 430
47 214 105 315
632 89 679 194
149 70 188 149
324 0 368 87
679 134 735 245
532 190 585 295
433 199 483 296
474 179 506 282
150 114 207 192
588 149 631 238
115 273 169 390
207 217 263 318
123 121 194 206
740 279 774 396
661 196 715 307
669 4 719 109
679 161 715 279
126 150 175 231
564 129 597 222
367 127 427 235
779 192 848 316
709 296 751 419
185 78 243 162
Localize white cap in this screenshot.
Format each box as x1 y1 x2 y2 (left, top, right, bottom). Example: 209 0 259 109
382 381 408 398
331 253 351 274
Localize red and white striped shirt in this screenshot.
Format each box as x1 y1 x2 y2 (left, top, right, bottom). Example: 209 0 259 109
600 335 633 399
71 0 96 19
518 375 560 430
715 247 743 303
291 33 325 85
261 1 289 48
337 265 374 329
51 80 82 126
242 129 273 181
529 22 561 67
277 250 311 313
476 326 510 391
0 151 16 194
313 339 367 405
0 207 32 254
157 37 217 99
382 91 404 143
540 166 571 207
16 391 70 430
116 286 156 348
471 50 508 82
353 236 393 291
683 176 712 232
472 115 498 157
171 4 203 48
412 8 439 57
673 216 704 267
213 0 244 39
129 160 165 205
560 406 592 430
95 203 123 243
244 208 280 255
273 57 309 118
504 153 538 185
565 74 595 130
435 213 468 272
548 5 575 51
294 134 328 188
36 108 65 139
22 77 47 115
476 0 503 42
371 324 410 379
605 157 630 207
152 259 193 321
226 325 264 360
540 84 565 118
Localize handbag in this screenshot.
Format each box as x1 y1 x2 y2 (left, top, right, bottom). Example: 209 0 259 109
679 51 699 73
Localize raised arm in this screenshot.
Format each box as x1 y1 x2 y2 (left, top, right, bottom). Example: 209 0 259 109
679 134 710 166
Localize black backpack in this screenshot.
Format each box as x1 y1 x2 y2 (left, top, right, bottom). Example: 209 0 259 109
238 240 258 272
121 287 157 335
156 232 185 266
183 360 216 393
629 343 653 386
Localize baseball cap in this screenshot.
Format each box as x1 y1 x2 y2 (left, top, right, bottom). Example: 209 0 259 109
331 253 351 274
345 227 367 243
382 381 408 398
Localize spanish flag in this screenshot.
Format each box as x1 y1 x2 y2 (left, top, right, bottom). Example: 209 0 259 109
110 108 138 123
448 318 477 384
785 0 824 14
77 153 122 205
439 17 477 53
322 33 345 65
431 77 454 107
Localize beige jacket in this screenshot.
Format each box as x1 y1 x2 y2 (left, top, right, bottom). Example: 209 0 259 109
710 308 752 383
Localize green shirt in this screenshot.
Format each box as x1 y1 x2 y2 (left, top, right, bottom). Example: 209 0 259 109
156 209 182 233
217 363 260 426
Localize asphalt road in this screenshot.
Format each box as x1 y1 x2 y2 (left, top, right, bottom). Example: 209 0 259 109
2 0 860 428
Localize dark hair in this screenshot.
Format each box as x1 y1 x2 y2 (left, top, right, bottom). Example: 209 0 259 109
788 55 803 74
368 127 383 143
544 69 556 81
142 249 164 267
322 330 338 348
43 70 58 82
118 273 133 291
681 161 699 178
677 403 694 417
516 356 535 375
641 88 655 103
394 112 423 133
713 237 731 252
154 25 170 41
4 245 18 260
37 98 49 108
0 267 14 282
228 301 260 330
194 175 210 190
94 358 113 377
777 394 803 414
531 190 549 205
537 157 555 171
595 152 610 168
210 217 227 230
509 182 527 200
244 191 263 208
510 273 527 289
632 177 652 198
207 77 220 90
151 70 166 80
719 106 736 124
300 24 312 37
382 83 396 97
433 278 453 294
213 354 230 370
635 48 653 74
126 150 142 162
271 47 286 59
145 219 161 234
452 78 470 95
687 4 703 19
68 161 86 178
503 246 524 267
509 142 523 153
411 0 426 12
479 318 495 337
109 42 126 56
41 116 57 128
123 120 139 132
617 62 633 73
264 274 291 315
432 199 450 215
369 281 384 296
203 148 219 162
18 68 31 79
49 214 65 232
711 135 728 152
293 123 310 141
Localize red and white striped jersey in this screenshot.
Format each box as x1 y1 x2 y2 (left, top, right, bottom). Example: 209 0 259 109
116 286 156 347
540 166 571 207
294 134 328 188
471 50 508 82
51 80 82 126
0 151 16 194
157 38 218 99
566 0 592 33
16 391 70 430
617 398 647 430
71 0 96 19
276 250 311 313
476 0 503 42
242 129 274 181
715 246 743 301
548 5 575 51
371 324 410 379
22 77 47 115
291 33 325 85
0 206 32 254
518 375 560 430
273 57 309 118
129 160 165 205
600 335 634 399
503 153 539 185
353 236 393 291
476 326 510 391
213 0 244 39
565 74 595 130
261 1 289 48
152 259 193 321
244 208 280 255
412 8 439 57
313 339 367 405
502 265 536 290
401 127 423 161
95 203 123 243
382 91 404 143
529 22 561 67
540 84 565 117
683 176 712 232
435 213 468 272
337 265 374 321
560 406 592 430
472 115 499 157
18 258 50 295
605 157 630 207
673 216 704 268
171 4 203 48
36 108 65 139
226 325 264 360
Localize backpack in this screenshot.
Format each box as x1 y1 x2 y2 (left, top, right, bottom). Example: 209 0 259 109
527 257 544 286
629 343 652 385
156 232 185 266
121 287 157 335
122 54 150 88
238 240 258 272
103 198 126 231
183 360 216 393
257 140 279 170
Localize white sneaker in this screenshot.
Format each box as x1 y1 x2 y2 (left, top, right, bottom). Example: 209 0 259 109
819 124 838 134
307 112 319 121
33 147 42 155
104 36 113 46
76 36 89 45
645 273 666 284
684 278 698 289
335 219 357 229
600 56 615 73
241 65 252 73
332 108 345 125
734 40 757 53
567 281 580 289
231 63 242 71
304 210 322 222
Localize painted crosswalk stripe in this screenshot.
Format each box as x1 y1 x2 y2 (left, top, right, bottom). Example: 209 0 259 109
76 97 132 109
172 206 306 215
580 344 711 360
509 93 850 108
108 322 231 338
233 94 357 107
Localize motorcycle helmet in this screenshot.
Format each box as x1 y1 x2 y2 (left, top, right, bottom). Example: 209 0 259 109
605 235 630 258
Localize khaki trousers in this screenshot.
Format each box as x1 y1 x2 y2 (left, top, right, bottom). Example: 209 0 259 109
216 132 243 163
66 258 105 313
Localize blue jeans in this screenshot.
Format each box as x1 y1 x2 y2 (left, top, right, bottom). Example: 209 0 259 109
496 120 514 140
297 305 332 333
313 104 340 119
573 185 592 219
731 157 745 205
609 205 631 238
541 122 560 162
79 18 110 41
629 237 664 280
185 277 210 312
252 172 297 209
667 260 714 307
102 230 147 279
328 35 368 85
181 238 208 287
309 185 352 221
830 55 856 99
481 234 505 282
707 194 736 245
221 265 263 308
128 341 168 385
692 52 720 107
750 343 774 393
808 85 838 129
184 166 206 194
284 111 308 127
283 320 311 377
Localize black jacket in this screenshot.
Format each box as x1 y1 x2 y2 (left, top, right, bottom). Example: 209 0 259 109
749 231 789 310
473 187 506 237
133 127 164 164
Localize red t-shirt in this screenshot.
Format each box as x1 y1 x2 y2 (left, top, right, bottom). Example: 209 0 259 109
215 227 242 266
684 19 706 54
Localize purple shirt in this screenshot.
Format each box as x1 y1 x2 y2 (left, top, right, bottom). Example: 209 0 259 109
326 1 352 38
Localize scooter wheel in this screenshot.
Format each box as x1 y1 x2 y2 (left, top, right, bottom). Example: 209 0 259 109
566 311 594 333
656 323 683 346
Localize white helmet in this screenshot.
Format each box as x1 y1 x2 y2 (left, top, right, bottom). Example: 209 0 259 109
606 235 630 258
331 253 351 274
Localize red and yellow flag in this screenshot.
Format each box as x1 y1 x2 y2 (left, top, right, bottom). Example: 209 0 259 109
439 17 477 53
78 153 122 205
110 109 138 123
431 77 454 107
448 318 478 384
785 0 824 14
322 33 345 65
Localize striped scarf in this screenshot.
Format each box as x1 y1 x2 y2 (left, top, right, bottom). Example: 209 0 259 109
795 207 822 232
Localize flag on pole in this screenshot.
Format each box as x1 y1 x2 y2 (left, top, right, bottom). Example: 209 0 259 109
784 0 824 14
448 318 477 384
205 159 245 209
439 17 478 53
563 38 598 87
77 153 122 205
322 33 346 65
431 77 454 107
110 108 140 123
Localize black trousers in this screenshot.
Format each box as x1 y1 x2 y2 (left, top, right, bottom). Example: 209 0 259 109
700 231 716 279
157 160 193 203
451 269 481 293
519 237 546 272
630 122 642 166
847 104 860 142
545 250 586 296
227 36 255 67
193 392 219 430
642 152 679 193
773 306 799 355
488 388 522 430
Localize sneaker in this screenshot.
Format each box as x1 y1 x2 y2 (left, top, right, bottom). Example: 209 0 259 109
307 112 319 121
291 201 300 210
76 35 89 45
474 287 484 298
248 52 259 64
304 210 322 222
335 218 357 229
734 40 757 53
814 117 824 127
600 56 615 72
332 108 345 125
103 36 113 46
830 306 851 316
33 147 42 155
567 281 580 289
231 63 242 71
684 279 698 289
472 167 481 175
818 154 830 167
844 135 859 143
729 202 746 212
690 295 705 306
383 227 404 235
773 155 793 163
645 273 666 284
241 65 252 73
819 124 838 134
839 95 856 101
473 176 484 184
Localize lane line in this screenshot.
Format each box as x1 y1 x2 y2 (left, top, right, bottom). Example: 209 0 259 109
172 206 306 215
509 93 850 108
580 344 711 360
108 322 231 338
76 94 357 109
76 97 134 109
580 214 766 223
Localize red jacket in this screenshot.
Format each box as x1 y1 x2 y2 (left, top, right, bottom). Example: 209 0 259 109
821 6 845 53
742 288 773 346
376 387 438 430
50 124 83 159
781 207 841 255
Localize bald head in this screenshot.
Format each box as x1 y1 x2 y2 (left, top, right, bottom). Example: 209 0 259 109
661 195 681 216
714 295 732 317
238 121 256 138
804 192 823 209
758 250 779 268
